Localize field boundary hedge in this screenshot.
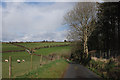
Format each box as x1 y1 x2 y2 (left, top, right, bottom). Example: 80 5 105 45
1 50 25 53
2 44 70 53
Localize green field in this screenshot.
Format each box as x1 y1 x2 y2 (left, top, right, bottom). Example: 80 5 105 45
14 42 70 48
35 46 71 55
2 43 24 52
18 59 68 78
2 45 71 78
2 42 71 52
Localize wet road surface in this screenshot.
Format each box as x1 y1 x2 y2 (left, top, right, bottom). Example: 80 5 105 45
64 64 101 79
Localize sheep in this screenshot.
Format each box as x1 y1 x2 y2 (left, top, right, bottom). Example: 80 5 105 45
67 59 70 62
17 59 20 63
22 59 25 62
5 59 8 62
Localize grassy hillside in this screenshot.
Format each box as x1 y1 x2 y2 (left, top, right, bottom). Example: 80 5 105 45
34 46 71 55
14 42 70 49
2 46 71 78
2 43 24 52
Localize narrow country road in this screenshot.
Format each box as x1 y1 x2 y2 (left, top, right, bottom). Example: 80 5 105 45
64 63 101 79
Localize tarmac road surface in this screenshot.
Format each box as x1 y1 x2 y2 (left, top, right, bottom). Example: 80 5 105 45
63 64 101 80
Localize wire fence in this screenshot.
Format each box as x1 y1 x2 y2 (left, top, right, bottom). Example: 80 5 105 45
2 48 69 78
90 49 119 59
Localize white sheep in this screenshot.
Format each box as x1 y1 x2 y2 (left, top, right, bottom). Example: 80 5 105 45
22 59 25 62
17 59 20 63
5 59 8 62
67 59 70 62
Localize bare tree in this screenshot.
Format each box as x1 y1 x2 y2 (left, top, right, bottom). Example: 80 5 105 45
64 2 97 56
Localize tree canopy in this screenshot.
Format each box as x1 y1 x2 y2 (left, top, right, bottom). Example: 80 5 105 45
64 2 97 55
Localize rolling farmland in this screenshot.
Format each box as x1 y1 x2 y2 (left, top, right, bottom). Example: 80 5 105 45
2 43 24 52
2 42 71 78
14 42 71 49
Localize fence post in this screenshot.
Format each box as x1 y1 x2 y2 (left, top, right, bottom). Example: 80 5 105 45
100 50 102 58
9 56 12 78
109 49 111 58
105 52 107 59
40 55 42 64
31 54 33 71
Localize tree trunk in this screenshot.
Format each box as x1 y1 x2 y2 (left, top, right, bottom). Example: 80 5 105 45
84 30 88 56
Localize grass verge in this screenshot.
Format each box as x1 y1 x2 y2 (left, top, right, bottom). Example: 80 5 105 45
17 59 68 78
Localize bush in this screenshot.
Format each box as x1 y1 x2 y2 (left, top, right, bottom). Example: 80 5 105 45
88 58 120 79
69 41 91 65
104 59 116 72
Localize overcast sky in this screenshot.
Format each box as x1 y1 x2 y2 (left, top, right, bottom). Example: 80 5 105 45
1 0 116 42
1 2 75 42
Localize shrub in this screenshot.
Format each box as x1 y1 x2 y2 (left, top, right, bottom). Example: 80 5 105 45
69 41 91 65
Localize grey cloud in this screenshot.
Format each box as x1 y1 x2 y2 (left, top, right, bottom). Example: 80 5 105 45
2 2 74 42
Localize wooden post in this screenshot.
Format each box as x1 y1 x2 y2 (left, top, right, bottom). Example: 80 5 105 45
40 56 41 65
31 54 33 71
109 49 110 58
9 56 12 78
100 50 102 58
105 52 107 59
40 55 42 63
